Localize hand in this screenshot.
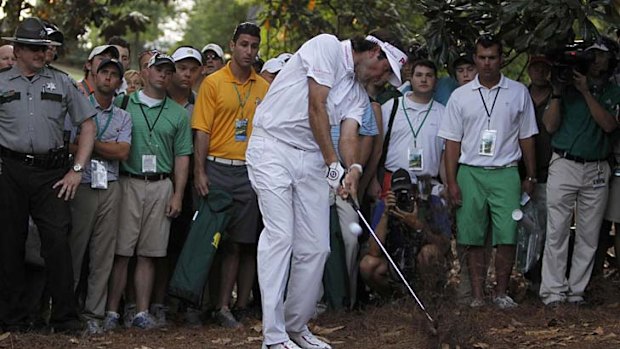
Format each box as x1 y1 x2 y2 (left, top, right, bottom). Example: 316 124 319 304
573 69 589 95
448 181 462 207
391 203 421 230
326 162 345 190
166 193 183 218
194 169 209 197
384 191 397 212
339 166 361 202
521 179 535 196
53 170 82 201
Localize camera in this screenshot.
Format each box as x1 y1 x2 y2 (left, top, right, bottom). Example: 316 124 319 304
546 41 594 85
391 169 415 212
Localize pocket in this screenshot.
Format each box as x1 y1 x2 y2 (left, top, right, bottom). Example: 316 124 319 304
245 136 265 165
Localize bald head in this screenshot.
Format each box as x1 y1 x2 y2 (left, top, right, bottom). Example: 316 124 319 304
0 45 15 69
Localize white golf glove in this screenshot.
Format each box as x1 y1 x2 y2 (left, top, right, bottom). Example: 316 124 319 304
326 162 345 190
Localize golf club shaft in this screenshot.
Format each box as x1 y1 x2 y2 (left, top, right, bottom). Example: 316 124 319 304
352 204 434 324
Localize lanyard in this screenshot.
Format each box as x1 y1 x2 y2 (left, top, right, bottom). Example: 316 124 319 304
89 95 113 140
232 81 254 119
139 97 167 137
402 99 433 148
478 88 501 129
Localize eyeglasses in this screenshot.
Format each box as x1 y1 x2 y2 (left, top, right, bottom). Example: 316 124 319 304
232 22 261 39
138 49 159 60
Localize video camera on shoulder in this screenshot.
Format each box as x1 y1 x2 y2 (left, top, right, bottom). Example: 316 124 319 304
546 41 594 85
391 169 416 213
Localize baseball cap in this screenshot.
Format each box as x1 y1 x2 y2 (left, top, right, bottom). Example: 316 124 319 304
365 35 408 87
453 52 474 68
260 52 292 74
171 46 203 65
391 168 412 192
97 58 124 76
147 52 176 71
201 43 224 59
528 55 551 66
88 45 119 61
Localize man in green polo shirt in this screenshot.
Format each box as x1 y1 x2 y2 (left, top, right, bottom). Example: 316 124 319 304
103 53 193 330
540 37 620 306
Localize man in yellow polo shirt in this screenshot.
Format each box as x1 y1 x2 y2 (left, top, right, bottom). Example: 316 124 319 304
192 22 269 328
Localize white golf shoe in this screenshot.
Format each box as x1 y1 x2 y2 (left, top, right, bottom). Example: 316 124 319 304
289 330 332 349
261 340 302 349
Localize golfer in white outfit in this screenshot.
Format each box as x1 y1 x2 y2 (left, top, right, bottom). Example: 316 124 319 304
247 30 407 349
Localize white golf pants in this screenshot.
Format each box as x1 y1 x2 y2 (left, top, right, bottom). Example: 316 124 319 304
246 133 330 345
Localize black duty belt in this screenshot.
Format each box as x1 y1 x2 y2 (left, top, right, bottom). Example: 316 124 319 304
120 172 170 181
0 146 50 168
552 147 603 164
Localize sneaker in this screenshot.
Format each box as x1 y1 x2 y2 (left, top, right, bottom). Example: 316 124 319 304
469 298 485 308
103 311 120 331
123 303 136 329
184 306 203 326
85 319 103 335
150 304 168 327
131 311 158 330
261 340 302 349
214 308 242 329
290 330 332 349
493 295 518 309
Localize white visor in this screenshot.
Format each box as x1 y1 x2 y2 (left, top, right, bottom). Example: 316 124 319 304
365 35 408 87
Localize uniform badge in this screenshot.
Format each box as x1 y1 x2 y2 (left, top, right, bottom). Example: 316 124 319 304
45 82 57 91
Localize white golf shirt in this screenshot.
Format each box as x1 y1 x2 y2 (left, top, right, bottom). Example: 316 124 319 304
438 74 538 167
252 34 367 151
382 93 445 177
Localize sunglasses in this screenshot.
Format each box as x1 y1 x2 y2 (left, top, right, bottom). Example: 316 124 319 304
138 49 159 60
22 44 48 52
204 54 220 61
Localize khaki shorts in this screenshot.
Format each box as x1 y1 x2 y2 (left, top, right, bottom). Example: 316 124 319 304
117 176 173 257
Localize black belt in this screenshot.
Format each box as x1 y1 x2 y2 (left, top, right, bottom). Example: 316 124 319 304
120 172 170 181
0 146 50 168
553 148 602 164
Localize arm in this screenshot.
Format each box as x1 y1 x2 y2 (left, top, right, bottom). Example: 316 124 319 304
339 117 362 200
93 141 130 161
308 78 338 165
444 139 462 206
368 196 392 258
53 118 96 200
573 71 617 132
193 130 210 196
168 155 189 218
359 102 384 200
519 136 536 195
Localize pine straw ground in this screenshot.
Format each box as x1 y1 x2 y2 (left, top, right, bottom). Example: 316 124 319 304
2 270 620 349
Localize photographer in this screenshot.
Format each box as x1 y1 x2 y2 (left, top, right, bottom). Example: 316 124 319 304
359 169 450 297
540 37 620 306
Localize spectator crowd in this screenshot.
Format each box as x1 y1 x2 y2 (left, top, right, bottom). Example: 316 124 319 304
0 16 619 349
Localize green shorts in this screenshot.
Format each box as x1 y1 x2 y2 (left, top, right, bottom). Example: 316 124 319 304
456 165 520 246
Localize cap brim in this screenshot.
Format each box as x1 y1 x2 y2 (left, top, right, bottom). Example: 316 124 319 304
2 37 61 46
174 55 202 65
152 61 176 71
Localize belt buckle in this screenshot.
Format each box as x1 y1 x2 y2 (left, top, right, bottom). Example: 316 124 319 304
25 154 35 166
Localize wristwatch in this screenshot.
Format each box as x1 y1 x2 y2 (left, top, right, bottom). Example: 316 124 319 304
72 163 84 173
525 176 537 183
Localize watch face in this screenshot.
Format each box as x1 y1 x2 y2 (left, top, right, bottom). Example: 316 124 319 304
73 164 82 172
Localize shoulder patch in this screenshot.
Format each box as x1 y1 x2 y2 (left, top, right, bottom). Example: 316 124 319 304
47 65 69 76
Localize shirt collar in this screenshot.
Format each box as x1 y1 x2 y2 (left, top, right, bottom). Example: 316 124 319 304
471 74 508 90
8 65 50 81
90 94 114 113
402 92 435 111
341 40 355 77
222 61 260 84
132 90 169 109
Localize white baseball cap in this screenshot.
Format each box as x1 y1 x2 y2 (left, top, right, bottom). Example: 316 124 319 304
201 43 224 59
261 52 293 74
172 46 203 65
365 35 408 87
88 45 119 61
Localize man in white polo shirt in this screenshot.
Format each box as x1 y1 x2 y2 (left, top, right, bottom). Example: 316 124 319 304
438 35 538 309
247 29 406 349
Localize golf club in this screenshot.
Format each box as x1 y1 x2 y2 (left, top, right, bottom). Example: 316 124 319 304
348 198 438 334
